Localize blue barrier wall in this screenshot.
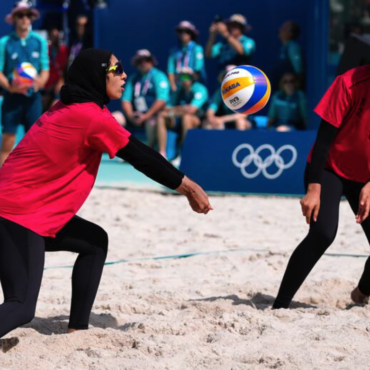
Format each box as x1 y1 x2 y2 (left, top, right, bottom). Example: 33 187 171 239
180 130 317 195
0 2 15 37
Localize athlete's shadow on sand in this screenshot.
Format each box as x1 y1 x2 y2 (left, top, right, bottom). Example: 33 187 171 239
23 312 119 335
23 294 316 336
192 293 316 310
345 302 368 310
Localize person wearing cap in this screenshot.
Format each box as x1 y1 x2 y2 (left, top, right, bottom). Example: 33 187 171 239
205 65 252 131
122 49 170 147
167 21 205 91
272 21 304 91
0 0 49 165
206 14 255 72
157 67 208 158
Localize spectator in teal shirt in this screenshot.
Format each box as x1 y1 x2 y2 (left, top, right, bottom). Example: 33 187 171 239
167 21 205 92
272 21 304 90
205 65 252 130
157 67 208 158
206 14 255 72
0 0 49 165
122 49 170 147
268 73 307 131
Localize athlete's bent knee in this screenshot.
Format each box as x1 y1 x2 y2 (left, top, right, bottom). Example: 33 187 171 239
309 226 337 248
14 304 36 326
93 226 109 256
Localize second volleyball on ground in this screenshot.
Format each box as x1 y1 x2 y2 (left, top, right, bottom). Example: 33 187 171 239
221 65 271 115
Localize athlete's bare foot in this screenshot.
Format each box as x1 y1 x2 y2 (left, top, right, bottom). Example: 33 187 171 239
68 328 80 334
351 286 369 304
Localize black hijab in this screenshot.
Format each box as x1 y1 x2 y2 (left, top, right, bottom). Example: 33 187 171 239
60 48 113 108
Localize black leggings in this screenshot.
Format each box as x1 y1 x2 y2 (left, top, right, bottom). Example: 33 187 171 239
0 216 108 338
274 167 370 309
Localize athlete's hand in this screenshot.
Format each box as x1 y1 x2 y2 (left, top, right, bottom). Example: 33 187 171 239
356 183 370 223
300 184 321 224
176 176 213 214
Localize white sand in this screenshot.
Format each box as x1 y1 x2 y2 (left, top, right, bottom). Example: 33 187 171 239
1 188 370 369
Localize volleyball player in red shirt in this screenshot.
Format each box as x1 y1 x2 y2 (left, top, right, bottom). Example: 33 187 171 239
274 65 370 309
0 49 212 338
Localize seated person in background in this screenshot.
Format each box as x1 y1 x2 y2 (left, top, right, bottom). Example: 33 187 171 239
122 49 170 147
267 72 307 132
206 14 255 72
157 67 208 158
43 27 69 111
168 20 205 91
205 65 252 130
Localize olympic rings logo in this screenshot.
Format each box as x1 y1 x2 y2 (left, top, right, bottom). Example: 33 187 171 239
232 144 298 180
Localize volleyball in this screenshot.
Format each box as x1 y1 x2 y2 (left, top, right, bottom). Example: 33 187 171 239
221 65 271 115
12 62 37 87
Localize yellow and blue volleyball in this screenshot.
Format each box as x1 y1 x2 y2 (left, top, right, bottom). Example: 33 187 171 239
13 62 37 87
221 65 271 115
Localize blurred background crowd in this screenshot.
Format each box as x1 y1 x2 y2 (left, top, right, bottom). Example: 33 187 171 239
0 0 369 161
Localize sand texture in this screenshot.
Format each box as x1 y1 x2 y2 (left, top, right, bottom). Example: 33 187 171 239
1 188 370 370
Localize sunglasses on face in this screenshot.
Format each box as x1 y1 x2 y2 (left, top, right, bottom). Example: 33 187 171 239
177 30 191 35
106 61 124 75
179 75 192 82
135 57 153 67
15 12 33 19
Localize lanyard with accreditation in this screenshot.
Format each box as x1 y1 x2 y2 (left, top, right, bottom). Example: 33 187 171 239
134 69 153 112
176 42 195 73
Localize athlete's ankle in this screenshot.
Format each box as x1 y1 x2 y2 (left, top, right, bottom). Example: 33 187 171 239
357 284 370 297
351 286 369 304
272 297 291 309
68 328 80 333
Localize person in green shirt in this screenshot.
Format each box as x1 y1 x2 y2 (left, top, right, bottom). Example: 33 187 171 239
206 14 255 73
157 67 208 158
167 21 205 91
267 72 307 131
205 65 252 130
122 50 170 147
272 21 304 90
